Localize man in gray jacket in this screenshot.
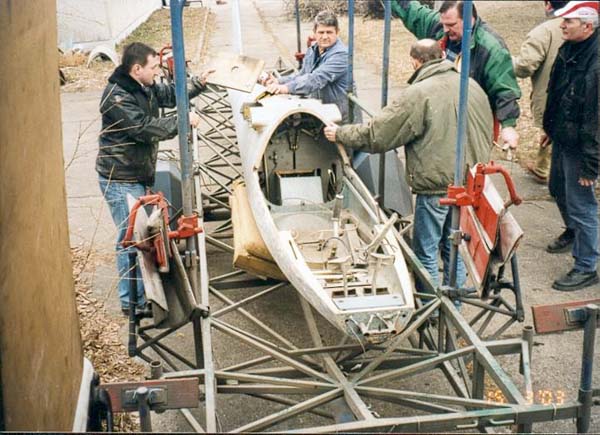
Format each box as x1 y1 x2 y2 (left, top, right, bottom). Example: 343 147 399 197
264 11 357 123
514 1 567 186
324 39 493 291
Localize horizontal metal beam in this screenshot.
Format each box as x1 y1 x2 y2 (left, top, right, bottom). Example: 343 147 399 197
285 402 581 433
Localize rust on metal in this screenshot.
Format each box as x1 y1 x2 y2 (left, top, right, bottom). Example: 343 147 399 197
532 299 600 334
102 377 199 413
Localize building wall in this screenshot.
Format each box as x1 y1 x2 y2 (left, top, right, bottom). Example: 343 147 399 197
57 0 163 50
0 0 84 430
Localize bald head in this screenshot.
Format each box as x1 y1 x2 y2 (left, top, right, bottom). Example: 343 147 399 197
410 39 444 65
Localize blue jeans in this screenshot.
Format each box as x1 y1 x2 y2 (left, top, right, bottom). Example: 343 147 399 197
98 176 146 308
413 194 466 292
548 148 599 273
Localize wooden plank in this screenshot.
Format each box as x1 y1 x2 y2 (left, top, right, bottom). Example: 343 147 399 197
204 53 264 92
532 299 600 334
102 378 199 413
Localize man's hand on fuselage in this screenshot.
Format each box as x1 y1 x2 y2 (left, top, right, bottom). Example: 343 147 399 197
266 83 289 95
323 124 338 142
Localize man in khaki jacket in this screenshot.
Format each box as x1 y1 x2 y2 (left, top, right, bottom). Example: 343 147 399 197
513 0 568 184
324 39 493 291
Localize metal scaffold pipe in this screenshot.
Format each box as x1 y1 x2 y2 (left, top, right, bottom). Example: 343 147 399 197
381 0 391 108
577 304 598 433
295 0 302 68
170 0 193 219
448 0 473 288
169 2 216 431
378 0 393 207
232 0 243 54
347 0 355 123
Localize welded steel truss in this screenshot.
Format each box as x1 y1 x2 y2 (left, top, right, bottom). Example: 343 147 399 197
121 84 596 433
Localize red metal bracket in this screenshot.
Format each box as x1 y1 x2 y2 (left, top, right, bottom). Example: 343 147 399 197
439 185 474 207
159 45 191 82
121 193 203 271
440 161 523 209
169 214 203 240
477 161 523 206
532 299 600 334
122 194 170 249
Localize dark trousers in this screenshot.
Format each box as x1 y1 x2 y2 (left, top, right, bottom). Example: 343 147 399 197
548 147 599 272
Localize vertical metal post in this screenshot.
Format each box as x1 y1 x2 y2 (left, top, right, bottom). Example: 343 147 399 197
295 0 302 69
511 254 525 321
170 1 200 294
128 252 138 357
577 304 598 433
381 0 391 108
521 325 534 375
347 0 355 123
231 0 243 55
170 0 206 383
170 1 192 217
378 0 392 207
135 387 153 433
472 359 485 400
150 360 163 380
447 0 473 288
517 325 534 433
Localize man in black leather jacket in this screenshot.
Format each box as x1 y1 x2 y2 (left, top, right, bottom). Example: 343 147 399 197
543 1 599 291
96 42 208 313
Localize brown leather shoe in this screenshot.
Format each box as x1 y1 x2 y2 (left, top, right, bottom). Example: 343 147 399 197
526 162 548 184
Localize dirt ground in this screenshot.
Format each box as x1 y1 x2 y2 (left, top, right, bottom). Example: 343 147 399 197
59 7 213 92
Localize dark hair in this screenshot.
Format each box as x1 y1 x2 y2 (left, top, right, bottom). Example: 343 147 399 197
410 39 444 63
439 1 479 20
547 0 569 11
314 10 339 31
121 42 157 73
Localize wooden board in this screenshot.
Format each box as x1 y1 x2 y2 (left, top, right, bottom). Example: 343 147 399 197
0 2 84 430
532 299 600 333
204 53 264 92
230 181 286 281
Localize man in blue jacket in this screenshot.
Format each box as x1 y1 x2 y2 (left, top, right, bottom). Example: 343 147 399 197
264 11 357 123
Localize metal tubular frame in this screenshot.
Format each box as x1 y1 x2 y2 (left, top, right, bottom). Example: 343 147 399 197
378 0 392 207
118 1 597 432
447 0 473 288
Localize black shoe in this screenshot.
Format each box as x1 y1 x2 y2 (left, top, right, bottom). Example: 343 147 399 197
552 269 599 291
546 229 575 254
121 307 130 317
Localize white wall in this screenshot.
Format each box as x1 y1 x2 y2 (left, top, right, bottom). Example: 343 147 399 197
57 0 163 50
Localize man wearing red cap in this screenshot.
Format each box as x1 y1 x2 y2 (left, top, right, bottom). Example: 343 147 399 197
543 0 599 290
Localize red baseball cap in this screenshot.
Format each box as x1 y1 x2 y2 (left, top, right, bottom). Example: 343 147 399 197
554 1 599 19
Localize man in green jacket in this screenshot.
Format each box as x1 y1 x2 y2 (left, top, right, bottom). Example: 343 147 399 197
514 1 567 185
324 39 493 291
392 0 520 150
